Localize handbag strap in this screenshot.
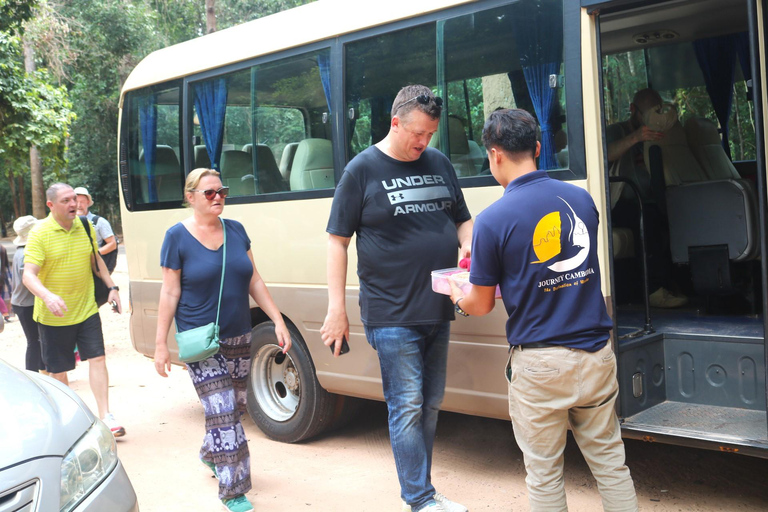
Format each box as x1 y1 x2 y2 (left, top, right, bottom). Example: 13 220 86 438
214 218 226 329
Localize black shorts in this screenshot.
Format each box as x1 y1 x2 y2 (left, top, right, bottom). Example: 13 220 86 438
39 314 105 373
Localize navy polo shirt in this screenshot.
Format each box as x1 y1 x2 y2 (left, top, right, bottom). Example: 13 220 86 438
470 170 611 351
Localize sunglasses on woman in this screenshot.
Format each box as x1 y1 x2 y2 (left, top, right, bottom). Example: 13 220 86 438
191 186 230 200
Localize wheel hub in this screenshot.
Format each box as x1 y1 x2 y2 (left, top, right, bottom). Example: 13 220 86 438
284 367 300 393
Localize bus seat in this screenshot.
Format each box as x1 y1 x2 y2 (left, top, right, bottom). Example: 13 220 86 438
242 143 253 154
194 145 212 170
612 227 635 259
138 145 182 202
645 121 759 274
429 117 474 176
279 142 299 181
684 118 741 181
467 140 486 174
220 150 255 196
643 121 708 186
290 138 334 191
254 144 288 194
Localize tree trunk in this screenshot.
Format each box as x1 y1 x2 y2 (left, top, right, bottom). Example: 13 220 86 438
206 0 216 34
8 172 19 218
18 174 27 216
24 39 46 218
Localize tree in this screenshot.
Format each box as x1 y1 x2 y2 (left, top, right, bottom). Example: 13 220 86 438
0 30 74 220
205 0 215 33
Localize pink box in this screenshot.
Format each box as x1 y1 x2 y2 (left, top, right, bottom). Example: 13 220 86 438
431 268 501 298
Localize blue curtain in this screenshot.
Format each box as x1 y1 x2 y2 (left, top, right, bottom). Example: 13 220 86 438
194 78 228 170
735 32 751 83
139 94 158 203
511 0 564 170
694 35 738 157
317 53 332 116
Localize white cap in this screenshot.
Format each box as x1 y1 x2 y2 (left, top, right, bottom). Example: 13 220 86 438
73 186 94 206
13 215 38 246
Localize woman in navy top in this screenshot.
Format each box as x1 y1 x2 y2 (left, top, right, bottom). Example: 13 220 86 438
154 168 291 512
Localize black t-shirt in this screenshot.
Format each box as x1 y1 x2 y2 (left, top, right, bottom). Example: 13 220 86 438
327 146 472 326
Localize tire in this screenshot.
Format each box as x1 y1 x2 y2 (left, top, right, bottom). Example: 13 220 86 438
245 321 336 443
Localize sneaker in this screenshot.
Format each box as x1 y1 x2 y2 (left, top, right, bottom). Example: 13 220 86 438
403 500 447 512
202 458 217 478
416 503 445 512
221 495 254 512
649 287 688 308
434 493 468 512
102 413 126 438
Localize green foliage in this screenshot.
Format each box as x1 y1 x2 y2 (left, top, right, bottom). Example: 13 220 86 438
214 0 316 31
0 0 38 33
0 33 74 172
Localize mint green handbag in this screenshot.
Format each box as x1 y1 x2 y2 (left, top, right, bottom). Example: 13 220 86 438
175 218 226 363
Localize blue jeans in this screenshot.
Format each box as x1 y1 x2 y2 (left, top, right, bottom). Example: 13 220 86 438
365 322 451 511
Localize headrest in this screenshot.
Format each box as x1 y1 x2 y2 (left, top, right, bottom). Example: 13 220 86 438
652 120 687 146
685 117 722 146
643 103 678 133
448 117 469 154
294 139 333 171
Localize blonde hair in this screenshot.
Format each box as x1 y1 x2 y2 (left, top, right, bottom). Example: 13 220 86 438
183 168 221 207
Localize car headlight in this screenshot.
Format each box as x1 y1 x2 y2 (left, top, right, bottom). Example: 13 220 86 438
60 420 118 511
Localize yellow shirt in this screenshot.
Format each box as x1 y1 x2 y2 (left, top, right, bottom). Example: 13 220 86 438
25 215 99 326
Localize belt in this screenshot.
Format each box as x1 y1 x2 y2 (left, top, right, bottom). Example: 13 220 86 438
510 342 559 351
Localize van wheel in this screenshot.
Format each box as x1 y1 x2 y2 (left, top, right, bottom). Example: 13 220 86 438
246 321 335 443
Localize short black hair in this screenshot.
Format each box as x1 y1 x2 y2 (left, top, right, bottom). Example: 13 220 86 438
391 84 442 121
481 108 538 160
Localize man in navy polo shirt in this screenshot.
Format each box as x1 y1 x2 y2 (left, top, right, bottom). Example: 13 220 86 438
450 109 637 511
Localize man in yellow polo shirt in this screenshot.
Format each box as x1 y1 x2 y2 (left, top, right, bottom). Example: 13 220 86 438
23 183 126 437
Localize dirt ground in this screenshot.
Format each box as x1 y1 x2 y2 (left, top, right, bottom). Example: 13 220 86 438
2 248 768 511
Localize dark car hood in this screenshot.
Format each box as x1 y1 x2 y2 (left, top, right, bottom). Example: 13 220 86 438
0 359 94 468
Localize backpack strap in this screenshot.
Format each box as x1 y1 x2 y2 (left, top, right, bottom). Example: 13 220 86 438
79 215 99 275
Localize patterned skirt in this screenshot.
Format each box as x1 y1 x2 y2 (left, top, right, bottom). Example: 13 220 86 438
186 331 252 499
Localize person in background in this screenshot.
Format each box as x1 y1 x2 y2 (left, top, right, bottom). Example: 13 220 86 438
75 187 119 274
0 243 12 322
606 88 686 308
23 183 125 437
153 168 291 512
450 109 638 511
11 215 45 373
321 84 472 512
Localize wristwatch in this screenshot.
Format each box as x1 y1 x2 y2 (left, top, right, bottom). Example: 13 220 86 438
454 297 469 317
108 286 119 291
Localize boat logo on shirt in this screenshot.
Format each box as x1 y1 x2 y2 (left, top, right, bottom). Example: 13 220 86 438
531 197 590 273
382 175 453 216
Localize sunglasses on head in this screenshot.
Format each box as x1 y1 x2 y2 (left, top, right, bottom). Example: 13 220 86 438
191 187 229 200
396 94 443 113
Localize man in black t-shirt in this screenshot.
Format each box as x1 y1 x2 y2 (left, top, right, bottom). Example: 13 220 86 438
322 85 472 512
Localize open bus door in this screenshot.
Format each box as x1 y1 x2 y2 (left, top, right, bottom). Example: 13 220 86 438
588 0 768 457
754 0 768 453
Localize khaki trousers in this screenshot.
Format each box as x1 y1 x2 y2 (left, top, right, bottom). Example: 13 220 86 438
506 342 638 512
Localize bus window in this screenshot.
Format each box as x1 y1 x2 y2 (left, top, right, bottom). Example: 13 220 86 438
345 0 568 176
442 1 567 175
123 81 184 206
190 47 334 196
345 23 436 159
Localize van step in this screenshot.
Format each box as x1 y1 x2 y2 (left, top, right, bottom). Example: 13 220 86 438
623 401 767 444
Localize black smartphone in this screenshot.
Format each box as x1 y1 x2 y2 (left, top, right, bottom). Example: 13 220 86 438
330 336 350 356
110 300 119 312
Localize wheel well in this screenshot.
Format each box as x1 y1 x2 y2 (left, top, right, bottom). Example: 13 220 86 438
249 307 298 335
